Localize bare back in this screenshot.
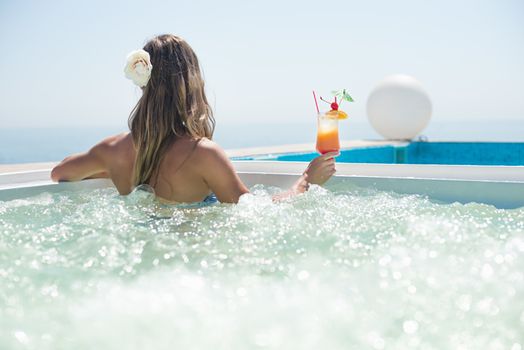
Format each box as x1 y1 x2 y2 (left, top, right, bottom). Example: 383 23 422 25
98 133 246 203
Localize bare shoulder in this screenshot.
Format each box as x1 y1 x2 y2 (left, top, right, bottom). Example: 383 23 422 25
93 132 131 149
190 138 229 167
190 138 232 174
90 132 133 157
195 137 227 158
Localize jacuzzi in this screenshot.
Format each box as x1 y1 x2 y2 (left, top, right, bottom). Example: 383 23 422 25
1 162 523 349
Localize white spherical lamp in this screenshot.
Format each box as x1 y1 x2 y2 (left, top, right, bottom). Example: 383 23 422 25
367 74 432 140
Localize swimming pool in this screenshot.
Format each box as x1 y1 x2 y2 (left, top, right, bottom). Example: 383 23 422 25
1 176 523 349
234 142 524 166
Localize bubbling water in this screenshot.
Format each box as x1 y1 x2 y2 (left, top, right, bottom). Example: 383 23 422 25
0 182 523 349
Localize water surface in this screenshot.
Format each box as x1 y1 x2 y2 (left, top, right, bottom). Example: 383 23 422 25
0 184 523 349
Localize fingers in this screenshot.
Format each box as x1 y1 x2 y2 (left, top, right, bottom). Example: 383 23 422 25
319 162 337 181
311 154 337 164
321 158 336 169
322 151 339 160
311 152 338 166
316 157 336 169
305 152 338 185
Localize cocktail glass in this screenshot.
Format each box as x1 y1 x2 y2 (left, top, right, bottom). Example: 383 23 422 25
316 113 340 154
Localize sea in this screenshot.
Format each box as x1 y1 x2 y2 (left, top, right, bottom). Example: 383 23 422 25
0 120 523 164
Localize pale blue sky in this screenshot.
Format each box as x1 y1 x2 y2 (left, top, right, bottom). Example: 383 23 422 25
1 0 523 128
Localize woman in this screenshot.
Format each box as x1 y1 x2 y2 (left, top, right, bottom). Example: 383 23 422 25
51 34 337 204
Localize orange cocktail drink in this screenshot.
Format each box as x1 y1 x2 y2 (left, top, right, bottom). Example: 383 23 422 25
316 113 340 154
312 89 352 154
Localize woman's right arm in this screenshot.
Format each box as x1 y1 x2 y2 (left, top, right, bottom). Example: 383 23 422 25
199 141 337 204
273 151 338 200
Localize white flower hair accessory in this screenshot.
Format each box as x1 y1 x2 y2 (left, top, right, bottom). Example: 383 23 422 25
124 49 153 88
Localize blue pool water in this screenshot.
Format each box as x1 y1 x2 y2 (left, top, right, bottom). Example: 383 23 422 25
235 142 524 166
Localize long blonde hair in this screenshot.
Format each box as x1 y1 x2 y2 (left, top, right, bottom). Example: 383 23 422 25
128 34 215 186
